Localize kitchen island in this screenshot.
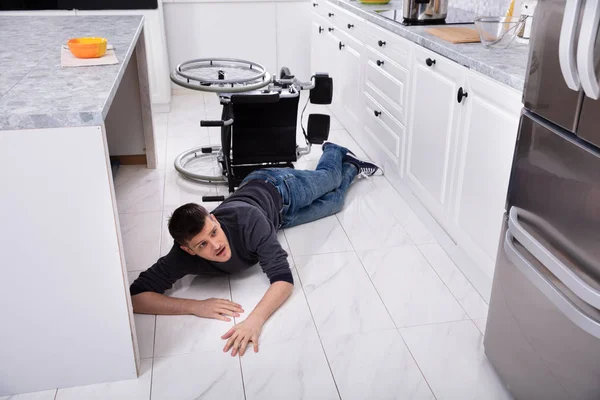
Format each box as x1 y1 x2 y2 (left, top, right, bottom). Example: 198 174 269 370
0 15 154 395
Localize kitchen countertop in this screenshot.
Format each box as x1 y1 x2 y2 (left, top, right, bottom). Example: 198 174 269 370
331 0 530 91
0 15 144 131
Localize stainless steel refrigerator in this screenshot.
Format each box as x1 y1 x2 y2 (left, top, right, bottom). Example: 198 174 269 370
483 0 600 399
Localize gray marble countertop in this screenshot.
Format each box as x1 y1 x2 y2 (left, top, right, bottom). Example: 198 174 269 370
332 0 530 91
0 15 144 131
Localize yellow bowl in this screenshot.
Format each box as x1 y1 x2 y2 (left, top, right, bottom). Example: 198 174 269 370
67 37 107 59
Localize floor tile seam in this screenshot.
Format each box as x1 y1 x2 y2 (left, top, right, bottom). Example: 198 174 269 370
335 213 439 399
282 230 343 400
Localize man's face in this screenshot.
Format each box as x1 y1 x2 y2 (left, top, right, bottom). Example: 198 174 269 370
180 215 232 262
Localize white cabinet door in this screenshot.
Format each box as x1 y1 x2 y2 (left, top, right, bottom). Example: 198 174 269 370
310 17 330 75
337 30 363 138
406 45 466 224
277 3 312 81
324 26 344 117
450 70 522 269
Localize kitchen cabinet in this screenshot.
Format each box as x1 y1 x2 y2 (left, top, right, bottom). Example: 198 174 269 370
309 1 523 276
276 2 312 81
406 45 466 225
311 1 366 144
324 27 343 109
449 70 522 271
336 29 363 139
310 18 330 74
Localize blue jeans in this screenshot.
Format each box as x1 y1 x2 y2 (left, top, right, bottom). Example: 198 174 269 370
240 143 358 229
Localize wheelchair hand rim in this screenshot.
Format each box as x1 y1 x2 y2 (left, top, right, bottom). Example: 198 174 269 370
174 145 228 183
176 58 267 84
171 58 272 93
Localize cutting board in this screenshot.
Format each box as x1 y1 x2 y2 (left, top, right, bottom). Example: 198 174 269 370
426 27 481 44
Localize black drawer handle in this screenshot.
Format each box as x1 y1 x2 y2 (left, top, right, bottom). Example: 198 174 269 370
312 2 318 6
374 110 382 117
328 27 334 32
339 41 345 50
328 12 334 17
347 23 354 29
457 87 468 103
426 58 436 67
378 40 386 47
318 26 323 33
376 60 384 67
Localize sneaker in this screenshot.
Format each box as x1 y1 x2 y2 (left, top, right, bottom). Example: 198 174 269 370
345 154 384 178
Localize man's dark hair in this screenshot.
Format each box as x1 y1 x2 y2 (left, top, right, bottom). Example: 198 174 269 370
168 203 210 246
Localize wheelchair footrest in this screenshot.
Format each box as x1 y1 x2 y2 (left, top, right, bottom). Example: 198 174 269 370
307 114 330 144
202 195 225 202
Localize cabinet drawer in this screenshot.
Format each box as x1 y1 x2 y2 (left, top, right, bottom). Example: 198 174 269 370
364 46 409 125
313 0 338 25
364 22 412 69
332 7 366 43
363 92 404 161
411 44 461 78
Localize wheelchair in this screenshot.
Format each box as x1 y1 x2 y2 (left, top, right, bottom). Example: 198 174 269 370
170 58 333 200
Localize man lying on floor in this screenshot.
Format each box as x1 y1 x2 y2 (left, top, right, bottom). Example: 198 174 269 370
129 142 382 357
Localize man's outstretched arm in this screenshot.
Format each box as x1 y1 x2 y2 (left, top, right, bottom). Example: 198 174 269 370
132 292 243 322
221 281 293 356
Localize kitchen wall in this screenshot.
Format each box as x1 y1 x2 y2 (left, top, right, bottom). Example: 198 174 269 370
163 1 311 90
450 0 510 16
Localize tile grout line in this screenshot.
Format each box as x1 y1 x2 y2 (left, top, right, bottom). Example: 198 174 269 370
283 230 343 400
228 276 248 400
381 179 491 303
415 243 486 321
150 106 166 400
334 213 439 400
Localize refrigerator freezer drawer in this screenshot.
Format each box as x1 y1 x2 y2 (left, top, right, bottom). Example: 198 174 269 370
508 112 600 281
485 219 600 400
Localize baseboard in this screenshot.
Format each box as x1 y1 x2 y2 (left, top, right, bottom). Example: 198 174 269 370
110 154 147 165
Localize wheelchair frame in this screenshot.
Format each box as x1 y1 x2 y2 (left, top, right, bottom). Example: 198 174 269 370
171 61 332 200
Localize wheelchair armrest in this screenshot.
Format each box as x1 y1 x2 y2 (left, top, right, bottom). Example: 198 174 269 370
200 118 233 127
297 73 330 90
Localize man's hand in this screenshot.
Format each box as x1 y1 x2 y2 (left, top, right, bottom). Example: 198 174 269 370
221 315 264 356
189 298 244 322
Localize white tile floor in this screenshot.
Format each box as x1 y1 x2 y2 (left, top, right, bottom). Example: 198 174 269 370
2 92 512 400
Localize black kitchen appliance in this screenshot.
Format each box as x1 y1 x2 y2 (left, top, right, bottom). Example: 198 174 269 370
374 6 476 26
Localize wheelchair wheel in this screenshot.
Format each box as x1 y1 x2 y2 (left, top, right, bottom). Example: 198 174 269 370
171 58 272 93
174 145 228 183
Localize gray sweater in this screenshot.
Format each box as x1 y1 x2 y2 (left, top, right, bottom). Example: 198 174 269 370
129 180 292 296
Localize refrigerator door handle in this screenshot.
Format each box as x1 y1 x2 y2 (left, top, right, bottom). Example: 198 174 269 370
508 206 600 309
559 0 584 91
577 0 600 99
504 231 600 340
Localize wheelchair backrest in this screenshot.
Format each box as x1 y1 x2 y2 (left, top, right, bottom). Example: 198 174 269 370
229 92 299 165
